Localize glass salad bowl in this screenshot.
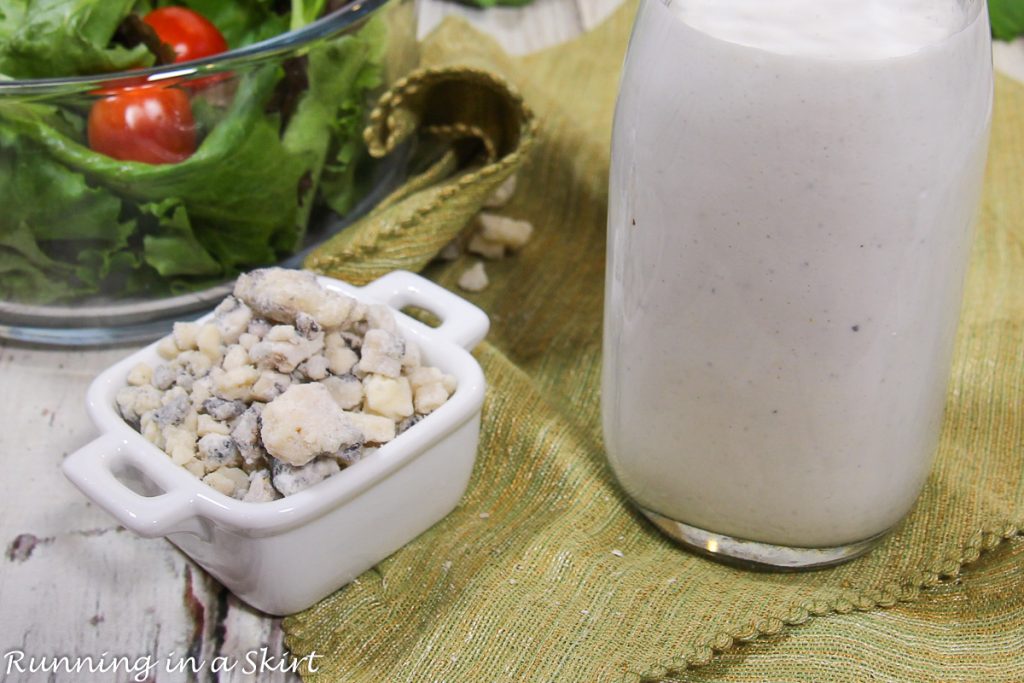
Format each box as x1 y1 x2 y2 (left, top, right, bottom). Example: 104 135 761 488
0 0 416 345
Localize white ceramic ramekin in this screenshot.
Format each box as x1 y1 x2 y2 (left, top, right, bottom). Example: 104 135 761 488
63 271 488 615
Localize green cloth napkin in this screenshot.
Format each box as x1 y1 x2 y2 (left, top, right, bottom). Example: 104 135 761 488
288 3 1024 680
305 63 535 283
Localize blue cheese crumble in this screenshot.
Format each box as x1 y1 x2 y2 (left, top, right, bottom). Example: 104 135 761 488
116 268 457 501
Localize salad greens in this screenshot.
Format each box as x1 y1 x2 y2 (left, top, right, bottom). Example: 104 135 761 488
0 0 152 78
0 0 385 304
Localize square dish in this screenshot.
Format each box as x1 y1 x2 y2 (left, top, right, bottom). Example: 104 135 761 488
62 270 488 615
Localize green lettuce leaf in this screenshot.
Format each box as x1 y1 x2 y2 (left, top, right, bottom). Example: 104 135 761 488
1 66 308 264
0 0 152 78
289 0 328 32
0 222 78 303
284 13 385 217
139 199 221 277
73 246 145 294
0 120 138 302
154 0 291 48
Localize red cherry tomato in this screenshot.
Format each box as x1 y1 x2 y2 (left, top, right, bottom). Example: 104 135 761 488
143 7 228 64
87 87 196 165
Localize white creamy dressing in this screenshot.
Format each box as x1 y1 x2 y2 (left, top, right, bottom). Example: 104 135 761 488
603 0 992 547
669 0 966 59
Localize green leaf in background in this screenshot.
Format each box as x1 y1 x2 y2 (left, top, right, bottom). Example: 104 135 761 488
290 0 328 32
0 120 136 302
284 14 385 221
74 248 142 291
0 222 77 303
319 16 387 215
139 199 221 277
990 0 1024 41
0 128 131 246
0 0 152 78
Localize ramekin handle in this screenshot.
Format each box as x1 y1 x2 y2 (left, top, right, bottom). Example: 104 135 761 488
360 270 490 350
62 435 194 538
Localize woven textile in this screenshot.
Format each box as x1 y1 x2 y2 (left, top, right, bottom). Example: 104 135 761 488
287 4 1024 680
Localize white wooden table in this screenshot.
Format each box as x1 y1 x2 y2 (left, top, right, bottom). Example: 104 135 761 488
1 2 1021 681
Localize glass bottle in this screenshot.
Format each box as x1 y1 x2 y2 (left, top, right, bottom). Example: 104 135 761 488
603 0 993 568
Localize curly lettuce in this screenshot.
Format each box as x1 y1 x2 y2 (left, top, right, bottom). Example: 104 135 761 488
0 0 153 78
0 0 384 304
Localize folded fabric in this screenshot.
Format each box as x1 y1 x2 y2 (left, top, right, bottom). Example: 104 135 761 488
287 3 1024 681
305 66 535 284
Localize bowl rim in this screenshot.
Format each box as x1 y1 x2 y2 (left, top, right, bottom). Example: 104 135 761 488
0 0 390 94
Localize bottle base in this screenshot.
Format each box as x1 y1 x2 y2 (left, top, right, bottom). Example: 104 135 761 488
639 507 888 571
